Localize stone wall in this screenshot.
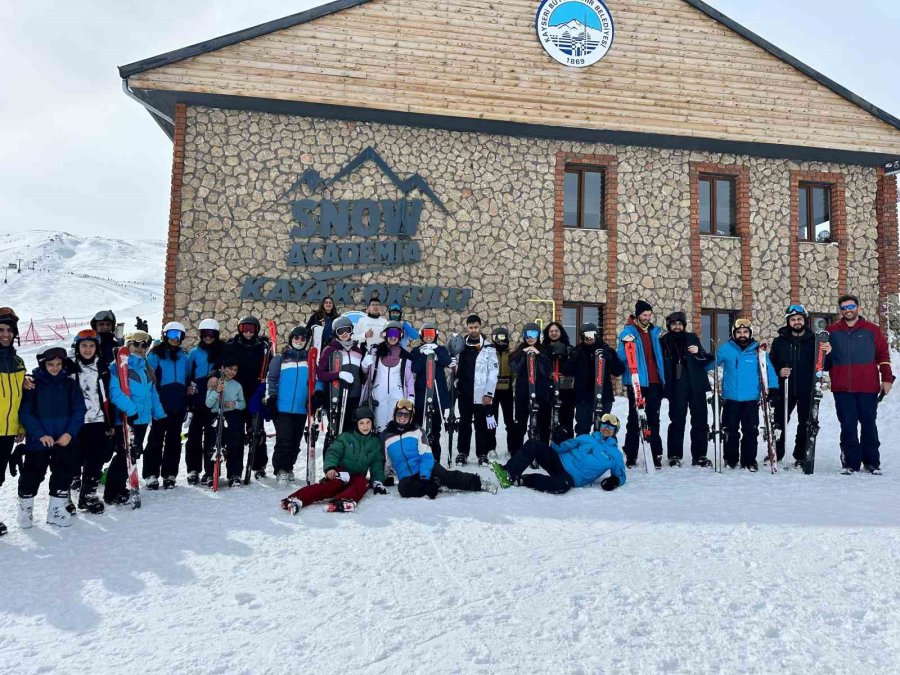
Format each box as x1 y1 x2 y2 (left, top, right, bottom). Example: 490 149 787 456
171 106 883 345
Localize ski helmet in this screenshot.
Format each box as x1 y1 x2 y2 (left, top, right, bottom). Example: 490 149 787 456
665 311 687 329
90 310 117 332
198 318 220 333
446 333 465 356
383 321 403 340
784 304 809 322
580 322 599 339
237 316 260 334
333 316 354 338
388 303 402 320
491 326 510 341
125 330 153 346
72 328 101 349
523 322 541 342
0 307 20 343
420 321 439 343
353 406 376 423
598 412 621 434
37 346 68 368
289 326 311 342
163 321 186 342
732 318 753 339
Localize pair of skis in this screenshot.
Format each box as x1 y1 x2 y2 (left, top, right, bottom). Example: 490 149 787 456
114 346 142 509
622 337 653 473
444 334 464 468
243 320 278 485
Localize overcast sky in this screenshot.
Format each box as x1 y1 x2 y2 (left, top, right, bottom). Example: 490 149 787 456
1 0 897 242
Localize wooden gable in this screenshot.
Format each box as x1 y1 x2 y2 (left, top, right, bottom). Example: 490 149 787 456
127 0 900 155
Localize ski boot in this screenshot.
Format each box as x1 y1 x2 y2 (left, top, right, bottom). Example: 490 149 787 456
455 454 468 466
383 474 396 487
145 476 160 490
477 456 490 467
47 496 73 528
71 475 82 493
864 465 883 475
186 471 199 486
276 470 289 485
65 494 77 515
743 461 759 473
326 498 356 513
692 457 712 468
17 497 34 529
200 473 213 487
163 476 176 490
254 470 267 480
229 476 243 488
0 522 7 537
490 461 513 489
281 498 301 515
668 457 682 468
78 492 105 515
653 455 663 470
104 492 131 506
286 471 296 483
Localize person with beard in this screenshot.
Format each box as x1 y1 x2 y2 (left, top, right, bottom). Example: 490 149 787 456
353 294 388 351
454 314 498 466
90 310 121 367
383 400 493 498
0 308 26 537
617 301 666 469
317 316 367 434
69 329 114 514
826 294 891 475
573 322 623 436
770 305 825 469
306 296 339 346
715 319 779 471
185 318 226 486
488 326 515 455
660 312 714 467
144 322 190 489
224 316 272 479
508 322 552 454
410 322 452 462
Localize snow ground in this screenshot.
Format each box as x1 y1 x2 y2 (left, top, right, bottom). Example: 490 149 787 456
2 393 898 674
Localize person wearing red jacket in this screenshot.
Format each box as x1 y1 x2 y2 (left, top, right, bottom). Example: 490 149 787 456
826 294 894 475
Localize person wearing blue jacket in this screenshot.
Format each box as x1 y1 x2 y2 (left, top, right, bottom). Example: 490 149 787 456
16 347 86 528
617 300 666 469
715 319 779 471
185 318 226 485
382 400 491 498
409 322 452 461
265 326 325 483
492 413 626 494
105 331 166 505
144 321 190 489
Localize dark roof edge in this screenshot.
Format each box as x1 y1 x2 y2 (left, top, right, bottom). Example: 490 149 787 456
118 0 373 78
683 0 900 132
136 88 900 167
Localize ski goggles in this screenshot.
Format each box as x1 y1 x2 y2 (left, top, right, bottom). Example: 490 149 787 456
839 302 858 311
524 329 540 340
582 331 597 341
599 413 620 430
493 334 508 343
784 304 807 319
733 318 752 331
394 399 414 414
421 328 437 342
238 323 259 334
165 329 185 341
335 326 353 336
75 329 98 341
130 340 151 349
199 329 219 339
385 327 403 340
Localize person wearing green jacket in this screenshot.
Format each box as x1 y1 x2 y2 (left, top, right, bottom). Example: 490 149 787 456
280 406 385 513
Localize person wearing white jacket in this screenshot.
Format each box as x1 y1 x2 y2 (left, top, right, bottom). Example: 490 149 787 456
352 296 388 351
454 314 499 466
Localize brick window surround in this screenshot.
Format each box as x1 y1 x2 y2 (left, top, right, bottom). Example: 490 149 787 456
163 103 187 324
875 169 899 331
553 152 618 339
689 163 751 332
789 170 846 303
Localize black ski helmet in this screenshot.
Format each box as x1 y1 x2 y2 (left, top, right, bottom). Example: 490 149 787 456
353 406 376 423
237 316 260 333
289 326 311 342
491 326 510 342
522 322 541 343
37 346 68 369
580 322 599 337
90 309 117 332
446 333 465 356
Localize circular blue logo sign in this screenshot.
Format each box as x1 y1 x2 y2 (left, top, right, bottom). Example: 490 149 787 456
535 0 615 68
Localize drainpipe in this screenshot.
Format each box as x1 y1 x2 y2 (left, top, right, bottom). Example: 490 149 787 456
121 79 173 124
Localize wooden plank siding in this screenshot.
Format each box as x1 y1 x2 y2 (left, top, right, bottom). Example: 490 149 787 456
129 0 900 155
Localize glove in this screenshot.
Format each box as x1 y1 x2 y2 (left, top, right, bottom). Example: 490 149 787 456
311 389 327 411
361 353 375 370
8 443 26 477
419 343 437 356
422 477 439 499
337 471 350 483
266 396 279 419
371 480 387 495
600 475 621 492
485 415 498 430
127 414 138 425
339 371 354 385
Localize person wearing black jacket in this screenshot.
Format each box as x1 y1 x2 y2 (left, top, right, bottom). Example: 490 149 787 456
90 309 121 367
508 323 552 454
769 305 816 468
660 311 714 467
305 296 339 346
409 322 452 462
573 322 624 435
542 321 576 441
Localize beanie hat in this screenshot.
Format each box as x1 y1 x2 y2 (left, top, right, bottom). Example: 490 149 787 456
666 311 687 329
634 300 653 316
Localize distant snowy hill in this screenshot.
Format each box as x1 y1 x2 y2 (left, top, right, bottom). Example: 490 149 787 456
0 230 165 363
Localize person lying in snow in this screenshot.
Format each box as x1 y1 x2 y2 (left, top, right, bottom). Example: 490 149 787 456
491 413 626 494
280 406 385 513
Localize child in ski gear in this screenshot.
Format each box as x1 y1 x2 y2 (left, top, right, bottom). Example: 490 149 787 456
488 326 515 455
454 314 499 466
186 318 225 485
266 326 323 483
144 321 190 489
0 307 26 537
70 329 114 514
826 295 890 474
361 321 415 432
17 347 86 528
573 322 624 435
90 309 121 366
225 316 272 478
617 300 666 469
383 400 489 498
410 322 452 462
353 294 388 350
317 316 366 435
715 319 779 471
508 323 552 454
492 413 626 494
386 303 420 351
206 356 246 487
543 321 577 441
280 406 385 513
660 311 714 467
106 331 166 505
306 296 339 346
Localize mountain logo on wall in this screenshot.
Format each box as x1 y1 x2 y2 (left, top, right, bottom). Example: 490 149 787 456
535 0 615 68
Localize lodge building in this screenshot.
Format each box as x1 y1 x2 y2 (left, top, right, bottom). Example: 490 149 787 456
120 0 900 345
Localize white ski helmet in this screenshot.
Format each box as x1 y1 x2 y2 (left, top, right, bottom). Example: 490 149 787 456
163 321 186 341
198 318 220 332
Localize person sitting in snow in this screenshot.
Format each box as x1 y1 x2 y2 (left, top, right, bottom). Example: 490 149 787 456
491 413 626 494
382 399 495 499
280 406 385 513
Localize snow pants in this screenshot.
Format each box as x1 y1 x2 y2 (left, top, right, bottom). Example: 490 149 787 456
834 392 880 470
413 404 443 462
18 445 79 499
104 423 147 501
456 397 491 459
504 439 575 494
507 393 551 456
722 400 759 467
244 410 268 473
144 411 185 479
774 395 810 463
285 472 368 507
272 412 308 473
489 388 515 453
574 397 614 436
557 389 576 440
220 410 246 479
397 463 481 498
75 422 113 496
0 435 14 487
185 406 215 475
623 384 664 465
666 378 709 461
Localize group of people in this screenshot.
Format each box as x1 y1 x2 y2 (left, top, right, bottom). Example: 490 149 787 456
0 289 891 532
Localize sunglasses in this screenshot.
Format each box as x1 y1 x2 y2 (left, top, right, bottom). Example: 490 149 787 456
199 329 218 339
524 329 540 340
131 341 151 349
840 304 857 311
395 399 414 412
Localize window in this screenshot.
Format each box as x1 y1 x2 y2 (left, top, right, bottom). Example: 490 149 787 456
700 309 737 352
798 184 832 243
562 303 604 342
699 175 736 236
809 313 834 333
563 166 605 229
